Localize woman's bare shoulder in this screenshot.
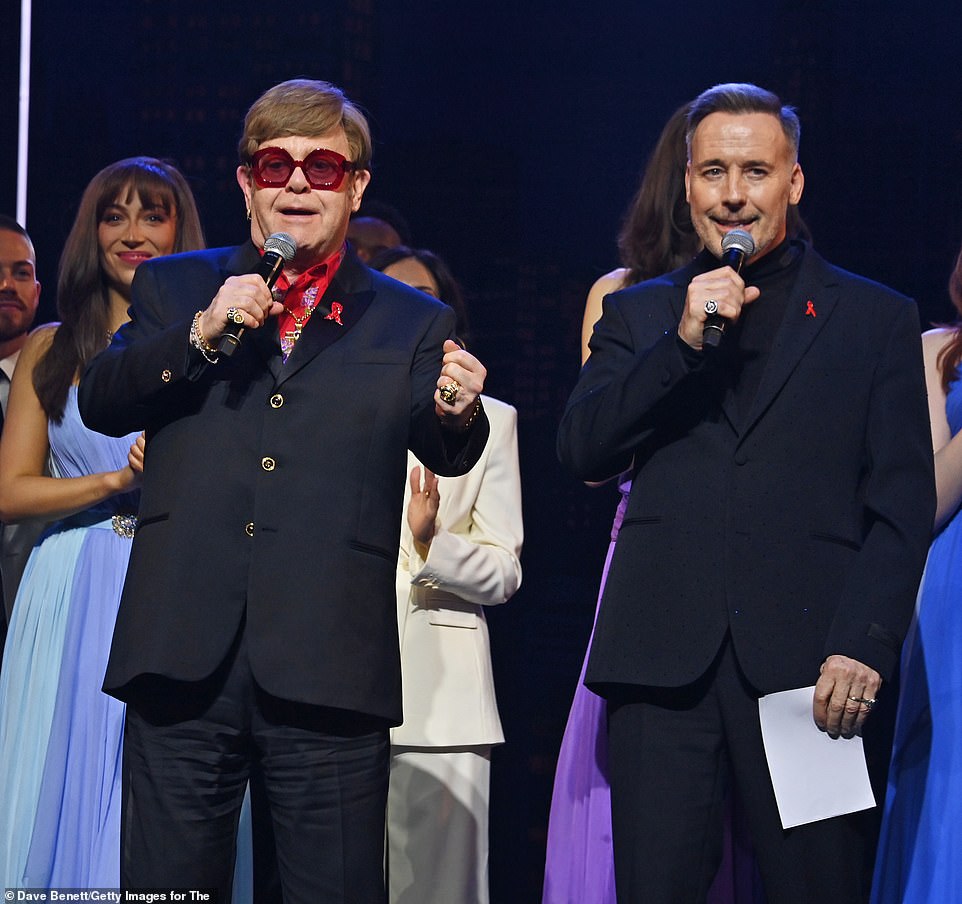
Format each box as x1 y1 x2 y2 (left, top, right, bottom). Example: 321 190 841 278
589 267 630 298
17 322 59 365
922 325 956 350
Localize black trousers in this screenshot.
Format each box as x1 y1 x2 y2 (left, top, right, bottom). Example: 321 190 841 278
606 636 880 904
120 623 390 904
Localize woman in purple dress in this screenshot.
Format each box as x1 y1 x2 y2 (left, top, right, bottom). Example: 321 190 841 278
543 101 698 904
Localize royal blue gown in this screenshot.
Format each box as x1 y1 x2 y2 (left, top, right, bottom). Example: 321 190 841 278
872 373 962 902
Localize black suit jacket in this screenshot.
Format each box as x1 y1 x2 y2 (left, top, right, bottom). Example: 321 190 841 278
79 244 488 724
558 246 934 696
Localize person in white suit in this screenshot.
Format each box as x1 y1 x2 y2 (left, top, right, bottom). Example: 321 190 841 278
371 247 523 904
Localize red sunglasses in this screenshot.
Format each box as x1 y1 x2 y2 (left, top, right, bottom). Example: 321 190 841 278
248 146 358 191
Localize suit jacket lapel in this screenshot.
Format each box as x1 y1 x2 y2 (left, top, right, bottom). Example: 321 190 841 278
218 244 376 385
738 249 840 438
274 252 376 387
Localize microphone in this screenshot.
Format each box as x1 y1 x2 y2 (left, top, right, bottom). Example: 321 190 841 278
218 232 297 357
702 229 755 348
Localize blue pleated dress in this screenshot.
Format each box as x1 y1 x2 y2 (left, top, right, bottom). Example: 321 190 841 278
0 386 138 888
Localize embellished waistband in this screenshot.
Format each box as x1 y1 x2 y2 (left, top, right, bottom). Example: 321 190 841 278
110 514 138 538
48 510 139 539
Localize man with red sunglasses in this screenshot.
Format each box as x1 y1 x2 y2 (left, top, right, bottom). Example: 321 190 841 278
79 78 489 902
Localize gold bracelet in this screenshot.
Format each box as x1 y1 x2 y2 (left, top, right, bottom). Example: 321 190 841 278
190 310 219 363
446 397 483 433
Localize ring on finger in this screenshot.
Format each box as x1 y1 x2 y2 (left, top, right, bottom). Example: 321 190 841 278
847 695 876 709
439 380 462 405
704 299 719 316
226 306 244 325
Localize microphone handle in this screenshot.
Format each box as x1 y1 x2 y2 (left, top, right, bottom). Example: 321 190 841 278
721 248 747 274
702 315 726 348
701 248 748 348
217 251 287 357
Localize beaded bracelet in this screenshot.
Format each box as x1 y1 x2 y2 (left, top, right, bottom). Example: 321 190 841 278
190 310 219 364
447 396 483 433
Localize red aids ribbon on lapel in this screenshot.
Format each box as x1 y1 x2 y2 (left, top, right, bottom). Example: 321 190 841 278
325 302 344 326
805 300 817 318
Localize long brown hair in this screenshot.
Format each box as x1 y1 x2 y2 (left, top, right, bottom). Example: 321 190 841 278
617 103 700 286
937 245 962 394
34 157 205 421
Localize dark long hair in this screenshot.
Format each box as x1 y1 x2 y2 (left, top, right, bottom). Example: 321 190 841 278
34 157 204 421
617 103 700 286
937 244 962 393
369 246 471 347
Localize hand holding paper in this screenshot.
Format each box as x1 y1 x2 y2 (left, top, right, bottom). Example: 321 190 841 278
759 686 875 829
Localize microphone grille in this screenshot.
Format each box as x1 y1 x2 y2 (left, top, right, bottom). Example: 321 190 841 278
264 232 297 262
721 229 755 257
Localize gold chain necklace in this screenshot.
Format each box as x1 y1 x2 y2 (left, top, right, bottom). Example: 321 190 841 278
280 285 320 358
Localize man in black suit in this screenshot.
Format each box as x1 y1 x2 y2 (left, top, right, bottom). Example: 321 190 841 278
557 83 934 903
79 79 489 902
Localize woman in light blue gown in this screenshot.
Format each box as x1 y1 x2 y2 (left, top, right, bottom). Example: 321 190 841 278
872 245 962 903
0 157 204 889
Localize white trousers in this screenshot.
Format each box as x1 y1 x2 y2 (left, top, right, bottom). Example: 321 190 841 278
387 745 491 904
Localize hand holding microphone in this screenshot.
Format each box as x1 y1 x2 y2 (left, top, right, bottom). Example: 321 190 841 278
678 229 761 350
215 232 298 357
701 229 755 348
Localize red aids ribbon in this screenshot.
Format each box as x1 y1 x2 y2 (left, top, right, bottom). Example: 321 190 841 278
325 302 344 326
805 300 816 318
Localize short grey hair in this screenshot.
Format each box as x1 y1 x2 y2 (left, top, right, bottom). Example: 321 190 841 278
686 83 800 161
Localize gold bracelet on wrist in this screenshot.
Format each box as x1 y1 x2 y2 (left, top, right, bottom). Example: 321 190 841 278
447 397 483 433
190 310 219 363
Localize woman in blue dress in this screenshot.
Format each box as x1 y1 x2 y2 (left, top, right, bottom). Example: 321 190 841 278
0 157 204 888
872 244 962 902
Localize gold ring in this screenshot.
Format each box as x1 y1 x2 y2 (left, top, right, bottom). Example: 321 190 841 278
226 307 244 325
848 695 876 708
439 380 462 405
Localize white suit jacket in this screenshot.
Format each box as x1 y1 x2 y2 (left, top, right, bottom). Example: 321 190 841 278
391 396 523 747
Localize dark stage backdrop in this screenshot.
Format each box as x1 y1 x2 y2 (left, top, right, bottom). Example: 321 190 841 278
2 2 961 899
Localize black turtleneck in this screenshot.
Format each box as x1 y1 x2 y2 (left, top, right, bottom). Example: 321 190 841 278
680 237 805 425
727 238 803 422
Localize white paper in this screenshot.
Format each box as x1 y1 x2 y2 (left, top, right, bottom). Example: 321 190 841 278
758 685 875 829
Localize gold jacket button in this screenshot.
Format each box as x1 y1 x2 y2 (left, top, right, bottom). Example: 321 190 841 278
161 369 172 383
261 456 276 471
270 393 284 408
245 521 255 537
